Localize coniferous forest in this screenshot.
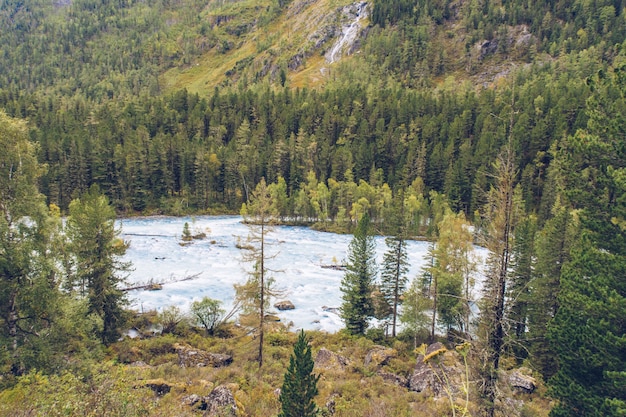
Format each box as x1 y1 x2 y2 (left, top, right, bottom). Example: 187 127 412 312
0 0 625 415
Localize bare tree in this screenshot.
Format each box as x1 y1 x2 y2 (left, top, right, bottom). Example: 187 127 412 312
236 178 281 367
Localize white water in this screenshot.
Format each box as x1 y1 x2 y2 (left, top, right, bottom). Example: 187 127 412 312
325 2 368 64
120 215 486 333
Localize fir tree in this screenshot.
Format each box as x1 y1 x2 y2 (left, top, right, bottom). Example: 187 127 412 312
278 330 320 417
341 213 376 335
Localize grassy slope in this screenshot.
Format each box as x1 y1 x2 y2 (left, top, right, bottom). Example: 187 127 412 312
161 0 362 94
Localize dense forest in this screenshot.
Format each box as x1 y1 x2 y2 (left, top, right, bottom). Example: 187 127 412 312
0 0 625 415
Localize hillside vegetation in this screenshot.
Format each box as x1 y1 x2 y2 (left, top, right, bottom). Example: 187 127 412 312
0 0 625 416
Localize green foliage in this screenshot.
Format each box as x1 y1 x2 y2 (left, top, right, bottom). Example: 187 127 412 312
547 65 626 417
190 297 225 336
66 185 130 345
0 364 156 417
0 110 65 376
379 235 409 337
181 222 192 241
158 305 189 335
399 278 431 348
278 330 320 417
341 213 376 335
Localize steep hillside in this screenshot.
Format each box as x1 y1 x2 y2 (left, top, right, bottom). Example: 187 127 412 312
162 0 371 91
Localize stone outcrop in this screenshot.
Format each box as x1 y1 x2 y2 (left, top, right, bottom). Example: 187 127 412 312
408 342 460 397
204 385 238 417
274 300 295 311
175 344 233 368
508 369 537 393
364 345 396 368
314 347 350 371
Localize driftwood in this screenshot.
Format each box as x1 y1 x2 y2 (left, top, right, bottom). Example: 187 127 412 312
320 264 347 271
122 272 202 292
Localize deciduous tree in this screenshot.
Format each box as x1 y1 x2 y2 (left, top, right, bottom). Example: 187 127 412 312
237 178 280 367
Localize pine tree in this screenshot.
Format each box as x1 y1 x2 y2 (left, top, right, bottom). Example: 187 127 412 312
278 330 320 417
341 213 376 335
66 185 130 345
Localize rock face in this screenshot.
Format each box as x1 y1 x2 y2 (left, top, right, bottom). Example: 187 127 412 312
175 344 233 368
203 385 237 417
408 342 459 397
377 370 408 387
274 300 295 311
508 370 537 393
314 347 350 371
364 345 396 368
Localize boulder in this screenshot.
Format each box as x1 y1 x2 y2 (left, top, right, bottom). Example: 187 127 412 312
508 370 537 393
314 347 350 371
274 300 295 311
182 394 203 408
377 370 408 387
129 361 150 368
204 385 238 417
264 314 281 322
175 344 233 368
408 342 458 397
364 345 396 368
321 305 340 315
325 394 339 415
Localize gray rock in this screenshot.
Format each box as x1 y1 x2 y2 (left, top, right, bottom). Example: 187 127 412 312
325 393 339 415
204 386 237 417
377 370 408 387
478 39 499 59
509 370 537 393
175 344 233 368
314 347 350 371
364 345 396 368
182 394 203 407
408 342 458 397
274 300 295 311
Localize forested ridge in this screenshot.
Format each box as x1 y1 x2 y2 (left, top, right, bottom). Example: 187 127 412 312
0 0 625 415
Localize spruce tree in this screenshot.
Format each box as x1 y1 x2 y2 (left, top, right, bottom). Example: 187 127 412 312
380 192 409 337
278 330 320 417
341 213 376 335
380 235 408 337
